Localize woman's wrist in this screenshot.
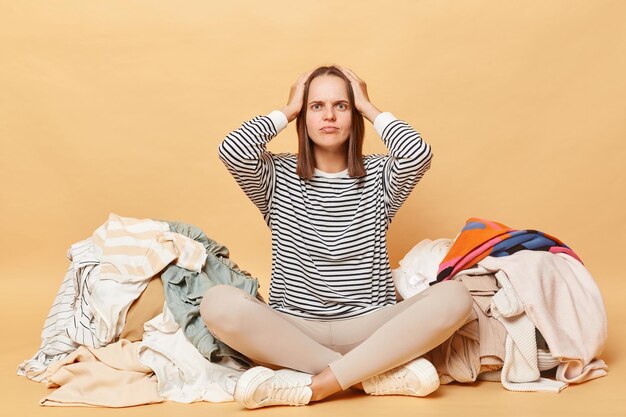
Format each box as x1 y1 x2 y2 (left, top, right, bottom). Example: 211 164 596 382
360 103 381 124
280 106 298 123
267 110 289 132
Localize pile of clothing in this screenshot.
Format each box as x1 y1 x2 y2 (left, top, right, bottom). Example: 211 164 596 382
17 213 261 407
18 214 608 407
392 217 608 392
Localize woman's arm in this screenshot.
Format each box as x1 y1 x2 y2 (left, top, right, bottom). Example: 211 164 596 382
218 71 312 220
218 111 286 220
376 113 433 222
339 66 434 223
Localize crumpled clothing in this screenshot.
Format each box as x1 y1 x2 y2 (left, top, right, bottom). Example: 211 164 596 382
437 217 582 282
490 271 567 393
393 238 452 299
87 213 207 345
17 239 96 382
18 213 208 382
159 220 260 367
479 251 608 385
41 339 163 407
138 302 244 403
423 273 506 384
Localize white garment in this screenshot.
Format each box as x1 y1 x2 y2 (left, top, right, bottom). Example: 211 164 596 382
490 270 567 392
88 213 207 345
480 251 608 386
393 238 452 299
138 303 244 403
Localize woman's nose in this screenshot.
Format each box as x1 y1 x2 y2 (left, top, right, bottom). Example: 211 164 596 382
323 107 336 120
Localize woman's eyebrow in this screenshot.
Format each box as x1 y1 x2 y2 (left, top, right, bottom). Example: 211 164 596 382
307 99 350 105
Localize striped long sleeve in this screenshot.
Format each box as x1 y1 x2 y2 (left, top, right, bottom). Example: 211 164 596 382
375 112 433 223
218 111 287 224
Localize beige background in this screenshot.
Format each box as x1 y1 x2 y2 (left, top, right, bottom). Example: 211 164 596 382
1 1 625 415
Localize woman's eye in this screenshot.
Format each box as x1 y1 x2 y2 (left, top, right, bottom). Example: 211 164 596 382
336 103 347 110
312 104 321 110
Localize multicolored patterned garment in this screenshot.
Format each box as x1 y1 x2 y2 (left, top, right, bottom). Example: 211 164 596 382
435 218 582 282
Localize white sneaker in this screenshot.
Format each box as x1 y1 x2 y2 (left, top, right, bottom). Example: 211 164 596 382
362 357 440 397
233 366 313 409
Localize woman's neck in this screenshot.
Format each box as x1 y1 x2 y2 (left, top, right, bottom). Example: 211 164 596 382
314 147 348 173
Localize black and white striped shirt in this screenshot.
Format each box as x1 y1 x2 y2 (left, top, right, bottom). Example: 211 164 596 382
218 110 433 320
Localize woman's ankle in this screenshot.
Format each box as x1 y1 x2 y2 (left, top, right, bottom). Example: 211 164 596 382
309 367 343 401
350 382 364 391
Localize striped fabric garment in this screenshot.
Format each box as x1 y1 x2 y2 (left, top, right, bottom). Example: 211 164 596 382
218 110 433 320
79 213 208 345
16 240 90 382
64 239 102 347
17 214 207 382
92 213 207 283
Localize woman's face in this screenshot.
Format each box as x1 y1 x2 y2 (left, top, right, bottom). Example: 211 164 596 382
305 75 352 153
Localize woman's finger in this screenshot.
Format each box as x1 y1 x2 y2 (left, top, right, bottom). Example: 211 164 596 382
339 66 360 82
300 70 313 83
338 66 355 81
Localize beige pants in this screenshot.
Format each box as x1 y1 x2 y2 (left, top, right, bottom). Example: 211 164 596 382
200 280 473 390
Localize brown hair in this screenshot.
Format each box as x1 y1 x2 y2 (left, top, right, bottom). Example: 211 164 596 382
295 66 366 179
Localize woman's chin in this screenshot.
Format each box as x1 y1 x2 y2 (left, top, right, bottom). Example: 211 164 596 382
311 137 349 151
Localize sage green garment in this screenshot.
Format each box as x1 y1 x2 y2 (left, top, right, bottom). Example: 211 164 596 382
159 220 259 368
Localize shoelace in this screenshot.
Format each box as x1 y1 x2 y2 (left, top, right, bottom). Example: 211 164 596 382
370 367 411 394
264 377 308 404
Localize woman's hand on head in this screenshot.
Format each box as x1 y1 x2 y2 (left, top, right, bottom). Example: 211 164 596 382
281 70 313 123
337 66 381 124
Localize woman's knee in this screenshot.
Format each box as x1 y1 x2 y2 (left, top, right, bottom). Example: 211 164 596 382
432 280 473 329
200 284 250 336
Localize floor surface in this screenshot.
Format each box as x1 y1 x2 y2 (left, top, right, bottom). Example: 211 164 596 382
2 261 624 417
